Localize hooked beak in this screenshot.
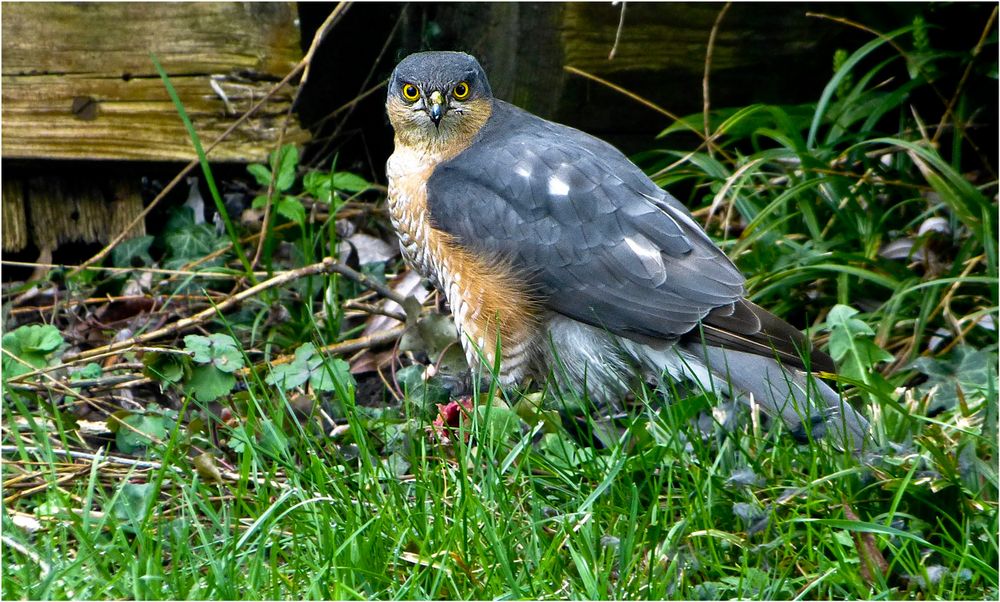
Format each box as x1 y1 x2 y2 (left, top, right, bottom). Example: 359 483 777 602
428 90 445 127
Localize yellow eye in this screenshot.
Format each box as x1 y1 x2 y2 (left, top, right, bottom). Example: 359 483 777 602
452 82 471 100
401 83 420 102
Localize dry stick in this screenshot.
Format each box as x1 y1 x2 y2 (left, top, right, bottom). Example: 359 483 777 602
343 300 407 322
7 375 154 394
63 258 339 362
316 324 406 357
68 1 352 279
929 7 997 156
0 349 121 414
0 535 50 578
259 323 407 372
564 65 690 126
806 12 951 106
608 1 627 60
63 257 408 363
8 293 220 317
885 254 984 373
702 2 731 158
297 79 390 151
8 347 190 385
3 261 261 281
4 466 91 504
293 2 352 109
0 445 290 491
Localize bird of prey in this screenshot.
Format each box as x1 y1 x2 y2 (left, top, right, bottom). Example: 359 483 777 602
385 51 871 449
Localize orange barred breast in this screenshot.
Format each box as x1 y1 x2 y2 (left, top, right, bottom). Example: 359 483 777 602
386 148 542 384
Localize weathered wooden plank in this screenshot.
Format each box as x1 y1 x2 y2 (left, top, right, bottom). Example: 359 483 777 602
2 2 309 162
2 179 29 252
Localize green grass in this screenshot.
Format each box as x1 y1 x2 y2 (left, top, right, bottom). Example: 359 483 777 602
2 7 997 601
3 371 996 599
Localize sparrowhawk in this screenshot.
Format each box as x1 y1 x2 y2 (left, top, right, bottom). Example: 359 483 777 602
385 51 871 449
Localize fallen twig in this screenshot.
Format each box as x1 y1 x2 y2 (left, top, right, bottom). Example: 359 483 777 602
0 445 290 491
63 257 363 362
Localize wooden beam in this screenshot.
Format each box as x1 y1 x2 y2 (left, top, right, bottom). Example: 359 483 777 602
2 2 309 162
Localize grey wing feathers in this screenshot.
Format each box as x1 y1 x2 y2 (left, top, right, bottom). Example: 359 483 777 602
427 100 746 342
694 299 837 373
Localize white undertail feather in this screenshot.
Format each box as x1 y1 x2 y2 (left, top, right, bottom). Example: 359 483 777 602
538 318 871 451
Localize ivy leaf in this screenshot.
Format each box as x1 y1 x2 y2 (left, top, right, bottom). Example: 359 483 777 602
184 334 243 373
912 347 998 413
111 235 155 268
2 324 65 377
161 206 227 268
187 364 236 402
164 222 219 263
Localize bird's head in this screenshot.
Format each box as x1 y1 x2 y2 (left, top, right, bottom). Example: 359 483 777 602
387 51 493 152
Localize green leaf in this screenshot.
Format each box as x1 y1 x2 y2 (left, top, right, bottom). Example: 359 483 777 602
331 171 370 193
2 324 65 377
271 144 299 192
111 235 155 268
913 347 999 412
275 195 306 225
143 352 188 384
823 305 893 381
164 219 218 261
184 334 244 373
187 364 237 402
265 343 355 394
808 26 910 148
115 413 168 455
303 171 332 203
475 404 524 443
396 365 451 408
247 163 272 187
539 432 593 470
265 344 315 390
309 357 352 393
258 418 289 457
111 482 156 523
71 363 103 381
17 324 62 354
226 424 251 453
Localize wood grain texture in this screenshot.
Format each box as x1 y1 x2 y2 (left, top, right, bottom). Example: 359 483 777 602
2 2 309 162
